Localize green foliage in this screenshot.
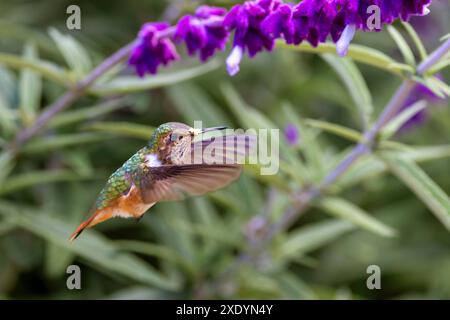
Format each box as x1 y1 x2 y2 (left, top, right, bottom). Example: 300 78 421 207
0 0 449 300
382 153 450 230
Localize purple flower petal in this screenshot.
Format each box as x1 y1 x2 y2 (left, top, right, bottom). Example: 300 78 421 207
261 3 295 43
175 5 229 62
336 24 356 56
224 0 278 74
284 123 300 146
129 22 179 76
226 46 244 76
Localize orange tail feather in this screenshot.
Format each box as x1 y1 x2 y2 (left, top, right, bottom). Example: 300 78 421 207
69 209 113 242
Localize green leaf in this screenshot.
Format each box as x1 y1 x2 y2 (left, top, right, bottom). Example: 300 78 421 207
339 145 450 189
167 82 233 126
0 220 15 237
318 197 397 237
322 54 373 127
22 133 112 154
221 83 275 129
48 28 92 77
381 100 428 140
440 33 450 41
150 202 197 264
413 76 447 99
0 52 70 85
402 145 450 162
0 67 18 136
91 60 220 95
49 98 129 129
19 42 42 125
113 240 196 276
0 151 15 186
44 242 75 278
221 82 309 184
171 219 240 247
0 98 17 137
387 26 416 66
0 170 94 196
304 118 362 142
62 151 94 176
105 287 175 299
382 153 450 231
277 41 413 76
0 21 57 55
0 201 179 290
278 220 355 260
427 58 450 75
84 122 154 140
276 272 318 299
401 22 427 61
281 103 325 181
427 77 450 97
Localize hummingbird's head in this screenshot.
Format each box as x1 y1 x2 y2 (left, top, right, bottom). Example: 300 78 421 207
149 122 227 164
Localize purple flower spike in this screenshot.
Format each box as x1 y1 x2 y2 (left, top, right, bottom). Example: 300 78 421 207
175 6 229 62
261 3 295 44
129 22 179 76
380 0 431 24
284 123 300 146
224 0 280 75
128 0 434 77
292 0 338 47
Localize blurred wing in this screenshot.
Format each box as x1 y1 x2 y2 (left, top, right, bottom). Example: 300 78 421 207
189 134 257 165
139 164 242 203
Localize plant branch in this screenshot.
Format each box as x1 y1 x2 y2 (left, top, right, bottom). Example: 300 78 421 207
8 41 136 153
248 37 450 255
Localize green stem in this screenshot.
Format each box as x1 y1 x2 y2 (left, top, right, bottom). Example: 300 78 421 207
277 40 414 76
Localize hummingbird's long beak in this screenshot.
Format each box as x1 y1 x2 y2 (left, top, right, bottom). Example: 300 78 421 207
200 126 228 133
189 126 228 136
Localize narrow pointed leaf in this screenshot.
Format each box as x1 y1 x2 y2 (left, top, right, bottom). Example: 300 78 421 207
381 100 427 139
19 42 42 125
382 153 450 231
167 82 232 126
279 220 355 259
22 133 112 154
304 119 362 142
0 52 69 85
0 170 93 196
49 28 92 77
91 61 220 95
0 201 180 290
401 22 427 61
387 26 416 66
84 122 154 140
322 54 373 127
278 41 412 76
49 98 129 129
318 197 397 237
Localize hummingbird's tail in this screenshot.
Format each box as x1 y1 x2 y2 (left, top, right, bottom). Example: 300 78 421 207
69 209 113 242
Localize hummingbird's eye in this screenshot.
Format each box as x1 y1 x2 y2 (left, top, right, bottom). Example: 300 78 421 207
170 134 178 142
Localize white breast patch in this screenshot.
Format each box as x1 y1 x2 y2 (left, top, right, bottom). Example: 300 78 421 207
145 154 162 167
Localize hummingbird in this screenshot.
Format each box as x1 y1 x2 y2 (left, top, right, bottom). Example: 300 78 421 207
69 122 254 241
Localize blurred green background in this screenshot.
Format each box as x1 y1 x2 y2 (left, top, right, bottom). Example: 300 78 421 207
0 0 449 299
